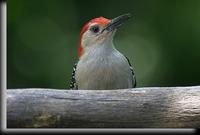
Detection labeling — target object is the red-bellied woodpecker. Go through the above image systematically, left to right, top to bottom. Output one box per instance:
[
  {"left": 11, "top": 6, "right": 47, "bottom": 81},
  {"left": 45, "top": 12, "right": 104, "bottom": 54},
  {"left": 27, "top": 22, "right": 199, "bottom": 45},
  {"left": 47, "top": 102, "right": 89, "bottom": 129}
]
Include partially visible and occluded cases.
[{"left": 70, "top": 13, "right": 136, "bottom": 90}]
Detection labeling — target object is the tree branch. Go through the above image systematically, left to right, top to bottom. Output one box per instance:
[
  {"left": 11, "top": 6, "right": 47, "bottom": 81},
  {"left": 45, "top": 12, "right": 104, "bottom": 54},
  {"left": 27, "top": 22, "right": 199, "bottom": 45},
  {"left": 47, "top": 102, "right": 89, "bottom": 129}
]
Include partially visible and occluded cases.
[{"left": 7, "top": 86, "right": 200, "bottom": 128}]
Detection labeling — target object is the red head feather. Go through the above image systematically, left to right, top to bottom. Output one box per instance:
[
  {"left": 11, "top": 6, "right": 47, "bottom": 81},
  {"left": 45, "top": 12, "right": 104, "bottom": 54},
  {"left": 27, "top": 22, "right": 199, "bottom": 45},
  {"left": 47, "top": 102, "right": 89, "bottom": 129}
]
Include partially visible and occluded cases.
[{"left": 78, "top": 17, "right": 110, "bottom": 59}]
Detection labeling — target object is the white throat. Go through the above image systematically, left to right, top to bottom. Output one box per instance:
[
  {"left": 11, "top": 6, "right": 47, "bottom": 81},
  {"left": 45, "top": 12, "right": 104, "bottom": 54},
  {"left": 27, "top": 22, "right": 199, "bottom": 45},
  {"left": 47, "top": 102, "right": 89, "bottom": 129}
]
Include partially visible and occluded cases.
[{"left": 84, "top": 35, "right": 116, "bottom": 59}]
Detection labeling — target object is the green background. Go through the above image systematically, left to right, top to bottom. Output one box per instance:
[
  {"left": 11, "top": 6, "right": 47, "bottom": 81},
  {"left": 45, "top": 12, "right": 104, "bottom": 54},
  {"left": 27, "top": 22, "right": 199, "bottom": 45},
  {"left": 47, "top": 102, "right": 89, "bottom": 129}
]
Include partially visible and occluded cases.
[{"left": 7, "top": 0, "right": 200, "bottom": 89}]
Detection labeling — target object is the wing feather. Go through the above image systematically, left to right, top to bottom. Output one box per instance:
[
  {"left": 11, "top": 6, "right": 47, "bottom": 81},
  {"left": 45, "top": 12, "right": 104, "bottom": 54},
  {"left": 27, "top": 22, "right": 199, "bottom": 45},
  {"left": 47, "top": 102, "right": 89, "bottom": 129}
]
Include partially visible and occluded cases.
[
  {"left": 124, "top": 56, "right": 136, "bottom": 88},
  {"left": 69, "top": 62, "right": 78, "bottom": 89}
]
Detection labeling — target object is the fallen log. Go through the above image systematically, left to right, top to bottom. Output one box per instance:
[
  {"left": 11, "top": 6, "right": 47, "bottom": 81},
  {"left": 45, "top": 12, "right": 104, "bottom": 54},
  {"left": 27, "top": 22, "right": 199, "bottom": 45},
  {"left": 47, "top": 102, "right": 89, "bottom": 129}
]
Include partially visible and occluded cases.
[{"left": 7, "top": 86, "right": 200, "bottom": 128}]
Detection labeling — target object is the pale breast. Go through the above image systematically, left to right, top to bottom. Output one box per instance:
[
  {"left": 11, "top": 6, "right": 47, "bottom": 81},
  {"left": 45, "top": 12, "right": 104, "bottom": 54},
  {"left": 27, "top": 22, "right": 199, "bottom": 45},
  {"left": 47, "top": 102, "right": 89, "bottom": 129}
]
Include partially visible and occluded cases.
[{"left": 75, "top": 49, "right": 133, "bottom": 90}]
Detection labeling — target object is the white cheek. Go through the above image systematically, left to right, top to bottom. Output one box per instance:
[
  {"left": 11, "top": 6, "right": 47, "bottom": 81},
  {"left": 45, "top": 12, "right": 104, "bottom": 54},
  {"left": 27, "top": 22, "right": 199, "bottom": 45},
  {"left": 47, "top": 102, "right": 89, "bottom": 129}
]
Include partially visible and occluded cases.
[
  {"left": 82, "top": 31, "right": 96, "bottom": 47},
  {"left": 82, "top": 32, "right": 89, "bottom": 47}
]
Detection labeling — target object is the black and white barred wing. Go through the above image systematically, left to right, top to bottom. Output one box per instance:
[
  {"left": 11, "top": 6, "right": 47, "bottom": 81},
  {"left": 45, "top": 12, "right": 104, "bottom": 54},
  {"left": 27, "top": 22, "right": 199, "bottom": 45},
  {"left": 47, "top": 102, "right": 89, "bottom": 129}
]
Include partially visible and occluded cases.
[{"left": 69, "top": 62, "right": 78, "bottom": 89}]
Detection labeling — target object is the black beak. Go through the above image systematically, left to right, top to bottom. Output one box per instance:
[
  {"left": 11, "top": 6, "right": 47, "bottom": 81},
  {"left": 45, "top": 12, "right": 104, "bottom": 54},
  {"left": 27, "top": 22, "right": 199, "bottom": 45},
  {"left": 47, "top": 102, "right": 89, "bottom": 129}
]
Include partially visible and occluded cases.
[{"left": 102, "top": 13, "right": 131, "bottom": 33}]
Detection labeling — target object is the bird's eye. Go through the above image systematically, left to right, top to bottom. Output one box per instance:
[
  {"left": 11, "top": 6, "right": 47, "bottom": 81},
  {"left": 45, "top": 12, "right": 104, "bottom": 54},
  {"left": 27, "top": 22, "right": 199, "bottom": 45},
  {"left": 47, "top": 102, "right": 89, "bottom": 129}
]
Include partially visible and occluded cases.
[{"left": 90, "top": 25, "right": 100, "bottom": 33}]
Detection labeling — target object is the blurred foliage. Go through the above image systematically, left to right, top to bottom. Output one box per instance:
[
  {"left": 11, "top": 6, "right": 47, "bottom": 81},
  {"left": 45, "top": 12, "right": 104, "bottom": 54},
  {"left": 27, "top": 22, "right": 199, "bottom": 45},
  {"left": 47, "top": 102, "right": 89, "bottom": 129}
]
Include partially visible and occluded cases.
[{"left": 7, "top": 0, "right": 200, "bottom": 89}]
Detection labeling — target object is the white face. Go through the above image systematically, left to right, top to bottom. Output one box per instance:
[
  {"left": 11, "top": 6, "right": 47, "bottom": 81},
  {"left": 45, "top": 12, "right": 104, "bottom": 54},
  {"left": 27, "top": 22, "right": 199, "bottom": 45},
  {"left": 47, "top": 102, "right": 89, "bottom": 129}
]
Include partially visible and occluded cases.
[{"left": 81, "top": 23, "right": 115, "bottom": 49}]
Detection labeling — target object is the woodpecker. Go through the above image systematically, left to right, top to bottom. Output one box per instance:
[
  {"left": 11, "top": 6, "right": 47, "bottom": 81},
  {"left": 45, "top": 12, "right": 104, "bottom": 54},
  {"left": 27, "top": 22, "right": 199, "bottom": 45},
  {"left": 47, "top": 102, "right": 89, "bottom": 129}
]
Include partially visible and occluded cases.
[{"left": 70, "top": 13, "right": 136, "bottom": 90}]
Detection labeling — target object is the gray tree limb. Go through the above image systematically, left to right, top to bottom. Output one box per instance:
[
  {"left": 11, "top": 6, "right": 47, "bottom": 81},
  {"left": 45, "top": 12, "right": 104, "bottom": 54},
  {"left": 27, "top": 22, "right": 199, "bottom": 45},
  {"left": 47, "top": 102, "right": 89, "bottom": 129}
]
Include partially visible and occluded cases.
[{"left": 7, "top": 86, "right": 200, "bottom": 128}]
